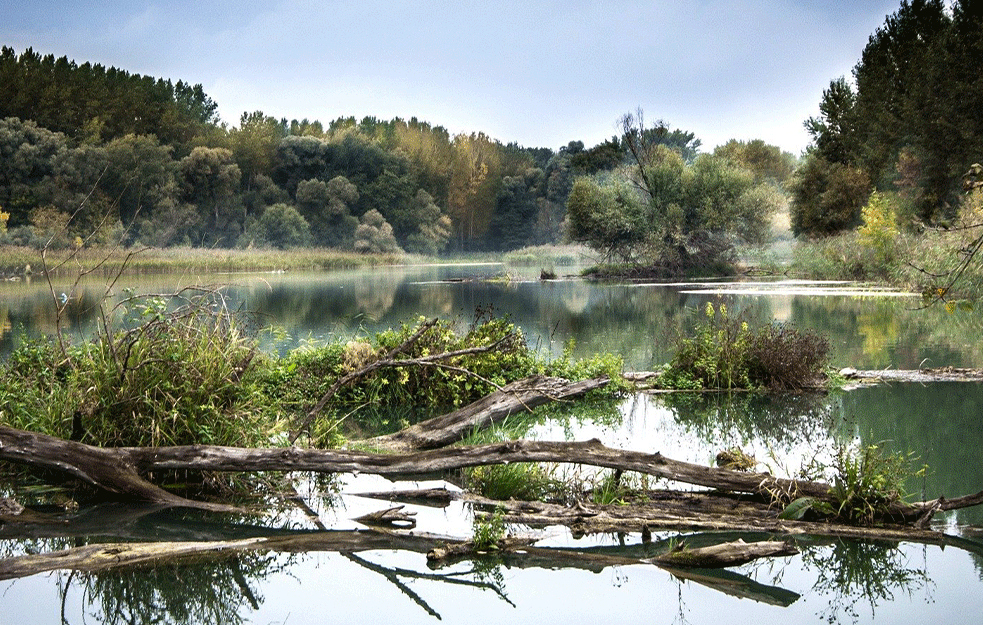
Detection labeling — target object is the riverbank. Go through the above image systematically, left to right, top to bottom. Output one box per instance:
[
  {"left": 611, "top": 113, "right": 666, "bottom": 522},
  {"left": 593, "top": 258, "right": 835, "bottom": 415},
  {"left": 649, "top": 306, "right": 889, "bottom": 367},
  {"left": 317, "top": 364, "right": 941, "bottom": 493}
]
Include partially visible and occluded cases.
[{"left": 0, "top": 245, "right": 409, "bottom": 278}]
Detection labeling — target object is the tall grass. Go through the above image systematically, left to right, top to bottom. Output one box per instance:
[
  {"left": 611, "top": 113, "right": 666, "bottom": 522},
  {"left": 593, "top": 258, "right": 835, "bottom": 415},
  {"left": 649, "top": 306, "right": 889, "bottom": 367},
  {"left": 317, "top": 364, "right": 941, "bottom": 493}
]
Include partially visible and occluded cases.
[
  {"left": 0, "top": 245, "right": 403, "bottom": 277},
  {"left": 0, "top": 289, "right": 283, "bottom": 448}
]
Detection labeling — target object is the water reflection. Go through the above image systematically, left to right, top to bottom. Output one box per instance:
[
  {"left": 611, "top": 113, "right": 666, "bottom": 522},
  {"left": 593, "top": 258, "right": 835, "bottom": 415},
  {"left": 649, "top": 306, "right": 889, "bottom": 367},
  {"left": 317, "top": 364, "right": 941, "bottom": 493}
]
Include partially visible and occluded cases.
[
  {"left": 5, "top": 266, "right": 983, "bottom": 370},
  {"left": 5, "top": 268, "right": 983, "bottom": 623},
  {"left": 799, "top": 539, "right": 931, "bottom": 624},
  {"left": 80, "top": 554, "right": 283, "bottom": 625}
]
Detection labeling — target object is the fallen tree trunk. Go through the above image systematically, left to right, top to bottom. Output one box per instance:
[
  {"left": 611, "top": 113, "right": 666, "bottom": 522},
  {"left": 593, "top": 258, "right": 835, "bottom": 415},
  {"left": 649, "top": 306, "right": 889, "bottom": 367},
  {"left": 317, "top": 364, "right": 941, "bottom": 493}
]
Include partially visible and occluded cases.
[
  {"left": 840, "top": 367, "right": 983, "bottom": 384},
  {"left": 367, "top": 375, "right": 610, "bottom": 451},
  {"left": 0, "top": 425, "right": 829, "bottom": 507},
  {"left": 2, "top": 425, "right": 978, "bottom": 529},
  {"left": 359, "top": 487, "right": 983, "bottom": 549},
  {"left": 652, "top": 539, "right": 798, "bottom": 568}
]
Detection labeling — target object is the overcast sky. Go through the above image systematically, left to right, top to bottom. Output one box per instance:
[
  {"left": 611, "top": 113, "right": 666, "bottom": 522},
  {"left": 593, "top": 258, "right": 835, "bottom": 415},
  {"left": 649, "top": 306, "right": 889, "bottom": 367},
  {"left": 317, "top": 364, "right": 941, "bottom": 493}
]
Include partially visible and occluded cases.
[{"left": 5, "top": 0, "right": 903, "bottom": 154}]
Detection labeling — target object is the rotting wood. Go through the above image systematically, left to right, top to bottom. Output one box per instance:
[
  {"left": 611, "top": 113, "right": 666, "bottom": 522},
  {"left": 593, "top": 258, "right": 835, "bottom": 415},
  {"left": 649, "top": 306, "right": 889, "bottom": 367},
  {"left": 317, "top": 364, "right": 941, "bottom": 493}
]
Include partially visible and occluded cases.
[
  {"left": 840, "top": 367, "right": 983, "bottom": 384},
  {"left": 354, "top": 487, "right": 983, "bottom": 551},
  {"left": 354, "top": 505, "right": 418, "bottom": 529},
  {"left": 426, "top": 534, "right": 796, "bottom": 569},
  {"left": 650, "top": 539, "right": 798, "bottom": 568}
]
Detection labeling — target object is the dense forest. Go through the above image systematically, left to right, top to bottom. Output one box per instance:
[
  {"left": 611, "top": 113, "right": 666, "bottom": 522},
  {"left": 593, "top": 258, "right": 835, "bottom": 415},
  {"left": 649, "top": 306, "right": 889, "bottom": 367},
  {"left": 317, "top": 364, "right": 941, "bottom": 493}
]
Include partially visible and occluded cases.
[
  {"left": 1, "top": 0, "right": 980, "bottom": 265},
  {"left": 0, "top": 45, "right": 792, "bottom": 257}
]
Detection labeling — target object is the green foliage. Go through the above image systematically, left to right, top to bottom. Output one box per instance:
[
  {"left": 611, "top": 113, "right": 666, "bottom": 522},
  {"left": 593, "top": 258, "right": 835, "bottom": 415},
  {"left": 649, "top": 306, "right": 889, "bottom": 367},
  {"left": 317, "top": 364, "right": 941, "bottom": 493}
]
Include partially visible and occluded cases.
[
  {"left": 805, "top": 0, "right": 983, "bottom": 224},
  {"left": 0, "top": 46, "right": 218, "bottom": 148},
  {"left": 567, "top": 113, "right": 784, "bottom": 274},
  {"left": 713, "top": 139, "right": 796, "bottom": 186},
  {"left": 790, "top": 152, "right": 872, "bottom": 236},
  {"left": 566, "top": 176, "right": 649, "bottom": 264},
  {"left": 404, "top": 189, "right": 452, "bottom": 255},
  {"left": 857, "top": 191, "right": 900, "bottom": 268},
  {"left": 240, "top": 202, "right": 313, "bottom": 249},
  {"left": 354, "top": 209, "right": 403, "bottom": 254},
  {"left": 0, "top": 292, "right": 282, "bottom": 449},
  {"left": 660, "top": 303, "right": 830, "bottom": 391},
  {"left": 662, "top": 303, "right": 753, "bottom": 390},
  {"left": 0, "top": 335, "right": 75, "bottom": 435},
  {"left": 540, "top": 338, "right": 627, "bottom": 393},
  {"left": 807, "top": 442, "right": 925, "bottom": 525},
  {"left": 467, "top": 463, "right": 566, "bottom": 502},
  {"left": 589, "top": 470, "right": 634, "bottom": 505},
  {"left": 471, "top": 507, "right": 507, "bottom": 550}
]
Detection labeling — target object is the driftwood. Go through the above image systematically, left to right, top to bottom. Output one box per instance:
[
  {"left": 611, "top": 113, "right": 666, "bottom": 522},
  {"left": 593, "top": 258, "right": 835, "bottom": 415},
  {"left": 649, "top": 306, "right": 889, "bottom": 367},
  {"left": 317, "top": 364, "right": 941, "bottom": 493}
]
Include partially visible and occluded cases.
[
  {"left": 3, "top": 366, "right": 983, "bottom": 585},
  {"left": 840, "top": 367, "right": 983, "bottom": 384},
  {"left": 368, "top": 374, "right": 610, "bottom": 451},
  {"left": 2, "top": 425, "right": 981, "bottom": 527},
  {"left": 357, "top": 487, "right": 983, "bottom": 550},
  {"left": 0, "top": 512, "right": 797, "bottom": 583},
  {"left": 426, "top": 535, "right": 796, "bottom": 568}
]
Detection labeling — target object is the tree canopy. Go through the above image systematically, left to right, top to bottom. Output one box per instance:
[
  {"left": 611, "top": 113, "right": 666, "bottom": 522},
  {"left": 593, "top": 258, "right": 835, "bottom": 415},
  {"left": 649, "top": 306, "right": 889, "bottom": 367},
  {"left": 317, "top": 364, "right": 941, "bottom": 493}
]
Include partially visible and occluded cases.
[
  {"left": 798, "top": 0, "right": 983, "bottom": 233},
  {"left": 566, "top": 112, "right": 782, "bottom": 273}
]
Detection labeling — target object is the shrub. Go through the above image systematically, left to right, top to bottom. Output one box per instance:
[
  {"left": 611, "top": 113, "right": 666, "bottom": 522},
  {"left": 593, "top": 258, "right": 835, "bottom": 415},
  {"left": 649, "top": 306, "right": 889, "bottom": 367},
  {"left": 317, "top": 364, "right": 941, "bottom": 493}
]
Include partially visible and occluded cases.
[
  {"left": 856, "top": 191, "right": 900, "bottom": 271},
  {"left": 0, "top": 291, "right": 282, "bottom": 449},
  {"left": 660, "top": 303, "right": 830, "bottom": 390},
  {"left": 661, "top": 303, "right": 753, "bottom": 390},
  {"left": 748, "top": 323, "right": 830, "bottom": 390}
]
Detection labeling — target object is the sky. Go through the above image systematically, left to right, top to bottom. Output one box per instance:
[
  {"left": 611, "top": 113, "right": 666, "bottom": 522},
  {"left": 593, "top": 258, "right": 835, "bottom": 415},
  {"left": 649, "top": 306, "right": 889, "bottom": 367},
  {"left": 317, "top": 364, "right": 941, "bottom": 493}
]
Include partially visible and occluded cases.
[{"left": 4, "top": 0, "right": 904, "bottom": 155}]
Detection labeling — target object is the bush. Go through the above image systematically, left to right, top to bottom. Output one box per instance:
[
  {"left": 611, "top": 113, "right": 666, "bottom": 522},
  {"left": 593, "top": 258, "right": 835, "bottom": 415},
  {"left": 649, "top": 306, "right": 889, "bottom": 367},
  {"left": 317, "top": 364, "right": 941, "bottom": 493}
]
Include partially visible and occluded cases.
[
  {"left": 857, "top": 191, "right": 900, "bottom": 271},
  {"left": 0, "top": 291, "right": 282, "bottom": 448},
  {"left": 659, "top": 303, "right": 830, "bottom": 390},
  {"left": 748, "top": 323, "right": 831, "bottom": 390}
]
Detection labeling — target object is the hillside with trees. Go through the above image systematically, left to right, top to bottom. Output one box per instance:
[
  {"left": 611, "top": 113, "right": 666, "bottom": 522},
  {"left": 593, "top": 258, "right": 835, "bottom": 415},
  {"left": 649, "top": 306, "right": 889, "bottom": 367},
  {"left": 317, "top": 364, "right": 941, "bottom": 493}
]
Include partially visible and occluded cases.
[
  {"left": 0, "top": 45, "right": 795, "bottom": 264},
  {"left": 0, "top": 46, "right": 597, "bottom": 254}
]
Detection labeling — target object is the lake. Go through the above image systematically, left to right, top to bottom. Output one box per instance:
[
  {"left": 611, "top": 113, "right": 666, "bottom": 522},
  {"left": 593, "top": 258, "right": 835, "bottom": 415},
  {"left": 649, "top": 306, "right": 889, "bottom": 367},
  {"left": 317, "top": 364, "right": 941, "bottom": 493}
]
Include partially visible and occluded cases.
[{"left": 2, "top": 263, "right": 983, "bottom": 624}]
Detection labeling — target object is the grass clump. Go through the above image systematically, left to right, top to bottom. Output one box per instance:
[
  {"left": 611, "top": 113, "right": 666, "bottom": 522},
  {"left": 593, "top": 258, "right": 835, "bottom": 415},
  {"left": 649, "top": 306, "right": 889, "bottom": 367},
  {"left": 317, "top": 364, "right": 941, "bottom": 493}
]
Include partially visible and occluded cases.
[
  {"left": 0, "top": 290, "right": 282, "bottom": 448},
  {"left": 659, "top": 303, "right": 830, "bottom": 391},
  {"left": 787, "top": 442, "right": 926, "bottom": 526},
  {"left": 825, "top": 443, "right": 924, "bottom": 525},
  {"left": 467, "top": 463, "right": 567, "bottom": 502}
]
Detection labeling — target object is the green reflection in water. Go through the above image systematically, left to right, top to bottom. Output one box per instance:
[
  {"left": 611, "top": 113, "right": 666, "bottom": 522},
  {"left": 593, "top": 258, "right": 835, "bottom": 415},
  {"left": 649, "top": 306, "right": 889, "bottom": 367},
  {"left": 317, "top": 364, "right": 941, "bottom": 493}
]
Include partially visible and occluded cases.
[
  {"left": 4, "top": 268, "right": 983, "bottom": 372},
  {"left": 842, "top": 383, "right": 983, "bottom": 526}
]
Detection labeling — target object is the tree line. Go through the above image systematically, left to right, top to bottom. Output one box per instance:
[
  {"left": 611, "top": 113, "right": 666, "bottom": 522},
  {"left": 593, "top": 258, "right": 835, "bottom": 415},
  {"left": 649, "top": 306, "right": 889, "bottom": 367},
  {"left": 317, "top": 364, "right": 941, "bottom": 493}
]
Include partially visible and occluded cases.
[
  {"left": 9, "top": 0, "right": 973, "bottom": 270},
  {"left": 792, "top": 0, "right": 983, "bottom": 236},
  {"left": 0, "top": 45, "right": 795, "bottom": 259},
  {"left": 0, "top": 46, "right": 597, "bottom": 253}
]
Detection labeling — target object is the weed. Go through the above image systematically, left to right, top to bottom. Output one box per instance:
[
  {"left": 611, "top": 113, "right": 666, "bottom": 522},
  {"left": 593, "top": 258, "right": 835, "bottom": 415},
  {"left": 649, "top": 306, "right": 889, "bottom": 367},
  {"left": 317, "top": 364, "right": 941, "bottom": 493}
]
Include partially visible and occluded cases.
[
  {"left": 796, "top": 441, "right": 926, "bottom": 525},
  {"left": 466, "top": 462, "right": 568, "bottom": 502},
  {"left": 589, "top": 470, "right": 632, "bottom": 505},
  {"left": 472, "top": 507, "right": 507, "bottom": 551}
]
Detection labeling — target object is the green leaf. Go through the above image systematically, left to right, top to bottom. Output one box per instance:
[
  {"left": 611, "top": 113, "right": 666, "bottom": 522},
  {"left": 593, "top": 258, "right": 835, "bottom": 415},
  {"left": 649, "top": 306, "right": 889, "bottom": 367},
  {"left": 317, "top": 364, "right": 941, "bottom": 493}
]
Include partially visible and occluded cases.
[{"left": 779, "top": 497, "right": 818, "bottom": 520}]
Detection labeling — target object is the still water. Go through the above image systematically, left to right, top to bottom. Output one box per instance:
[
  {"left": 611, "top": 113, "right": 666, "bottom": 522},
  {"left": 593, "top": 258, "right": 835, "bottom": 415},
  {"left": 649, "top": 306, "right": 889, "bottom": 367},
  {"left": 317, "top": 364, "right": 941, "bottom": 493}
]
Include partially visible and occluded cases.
[{"left": 2, "top": 263, "right": 983, "bottom": 624}]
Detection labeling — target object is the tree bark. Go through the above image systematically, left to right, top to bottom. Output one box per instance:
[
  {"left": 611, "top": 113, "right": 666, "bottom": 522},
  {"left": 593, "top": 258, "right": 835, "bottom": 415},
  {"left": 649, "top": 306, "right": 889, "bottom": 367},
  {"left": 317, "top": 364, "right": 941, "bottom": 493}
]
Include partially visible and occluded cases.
[
  {"left": 367, "top": 375, "right": 610, "bottom": 451},
  {"left": 3, "top": 424, "right": 977, "bottom": 533}
]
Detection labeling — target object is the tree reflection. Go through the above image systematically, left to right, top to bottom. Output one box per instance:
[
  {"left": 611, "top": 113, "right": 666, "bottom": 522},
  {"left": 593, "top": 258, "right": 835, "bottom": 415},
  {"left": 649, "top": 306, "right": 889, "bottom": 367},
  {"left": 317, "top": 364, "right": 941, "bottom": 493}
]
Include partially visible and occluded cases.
[
  {"left": 661, "top": 391, "right": 836, "bottom": 451},
  {"left": 799, "top": 539, "right": 931, "bottom": 624},
  {"left": 72, "top": 552, "right": 287, "bottom": 625}
]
